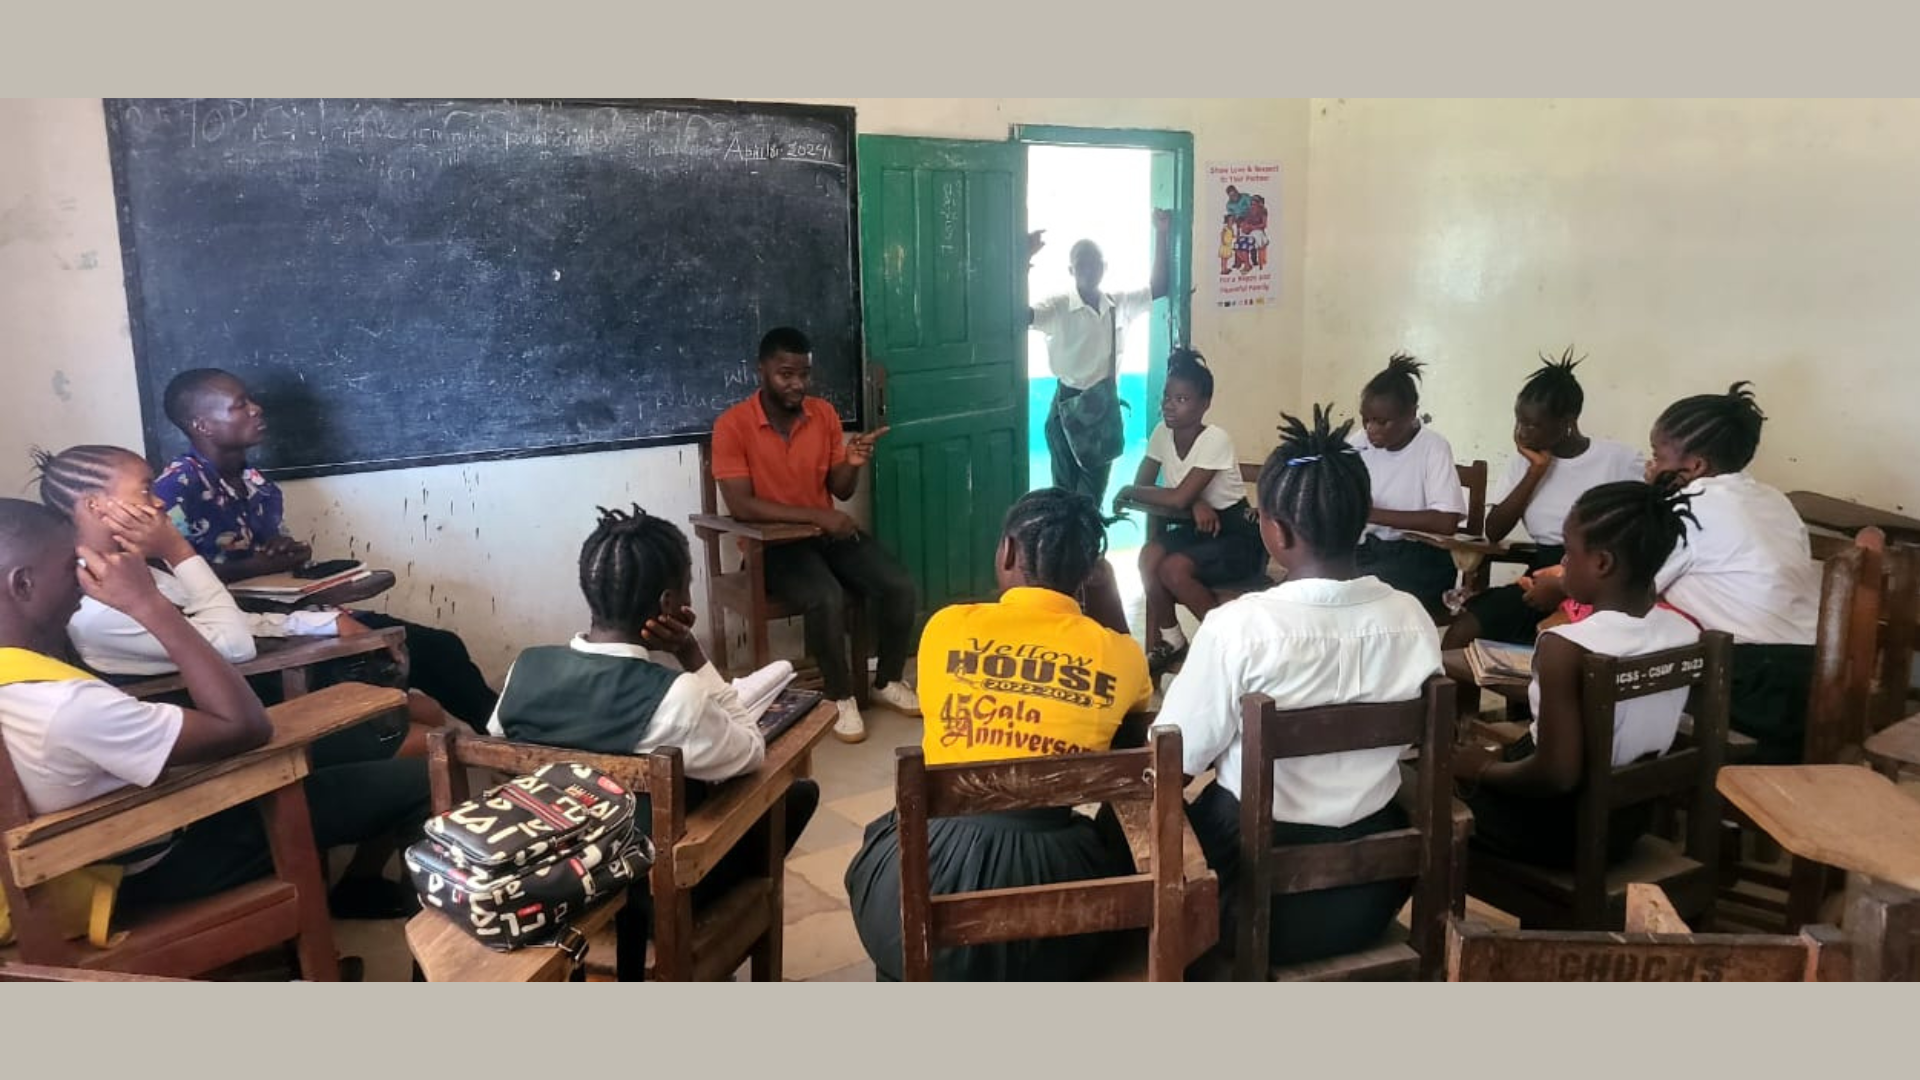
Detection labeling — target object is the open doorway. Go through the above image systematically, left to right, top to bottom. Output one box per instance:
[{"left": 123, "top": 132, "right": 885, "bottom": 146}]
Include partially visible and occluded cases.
[{"left": 1024, "top": 141, "right": 1179, "bottom": 641}]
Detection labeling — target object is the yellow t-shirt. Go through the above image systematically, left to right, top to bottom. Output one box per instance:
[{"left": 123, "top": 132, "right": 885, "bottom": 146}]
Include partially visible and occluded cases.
[{"left": 918, "top": 588, "right": 1153, "bottom": 765}]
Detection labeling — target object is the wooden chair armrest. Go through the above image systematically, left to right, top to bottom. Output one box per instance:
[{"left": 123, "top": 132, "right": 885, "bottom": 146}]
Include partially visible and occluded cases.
[
  {"left": 687, "top": 514, "right": 821, "bottom": 544},
  {"left": 5, "top": 684, "right": 405, "bottom": 880},
  {"left": 667, "top": 702, "right": 836, "bottom": 886}
]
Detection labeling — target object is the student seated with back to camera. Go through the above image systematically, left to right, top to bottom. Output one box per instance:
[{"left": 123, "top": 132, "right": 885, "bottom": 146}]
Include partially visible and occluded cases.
[{"left": 487, "top": 505, "right": 817, "bottom": 981}]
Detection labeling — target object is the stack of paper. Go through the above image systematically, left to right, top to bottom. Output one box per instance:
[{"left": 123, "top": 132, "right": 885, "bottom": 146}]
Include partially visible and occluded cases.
[
  {"left": 1464, "top": 639, "right": 1535, "bottom": 688},
  {"left": 732, "top": 660, "right": 797, "bottom": 722}
]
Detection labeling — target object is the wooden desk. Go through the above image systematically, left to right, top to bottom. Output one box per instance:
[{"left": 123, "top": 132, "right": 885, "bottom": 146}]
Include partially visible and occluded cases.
[
  {"left": 1787, "top": 491, "right": 1920, "bottom": 542},
  {"left": 1406, "top": 532, "right": 1522, "bottom": 582},
  {"left": 234, "top": 570, "right": 399, "bottom": 614},
  {"left": 118, "top": 627, "right": 407, "bottom": 701},
  {"left": 4, "top": 683, "right": 406, "bottom": 979},
  {"left": 672, "top": 700, "right": 836, "bottom": 889},
  {"left": 1717, "top": 765, "right": 1920, "bottom": 893},
  {"left": 407, "top": 893, "right": 626, "bottom": 983}
]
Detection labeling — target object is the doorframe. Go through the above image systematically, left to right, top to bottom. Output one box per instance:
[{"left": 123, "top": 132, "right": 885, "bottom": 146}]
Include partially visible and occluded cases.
[{"left": 1011, "top": 124, "right": 1196, "bottom": 417}]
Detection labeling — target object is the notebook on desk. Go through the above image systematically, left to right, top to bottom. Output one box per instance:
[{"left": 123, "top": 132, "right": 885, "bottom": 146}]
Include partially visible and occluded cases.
[
  {"left": 229, "top": 560, "right": 370, "bottom": 598},
  {"left": 757, "top": 686, "right": 823, "bottom": 743}
]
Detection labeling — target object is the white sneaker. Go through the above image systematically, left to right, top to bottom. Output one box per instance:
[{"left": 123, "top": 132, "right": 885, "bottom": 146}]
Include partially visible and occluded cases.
[
  {"left": 871, "top": 680, "right": 922, "bottom": 717},
  {"left": 833, "top": 698, "right": 868, "bottom": 744}
]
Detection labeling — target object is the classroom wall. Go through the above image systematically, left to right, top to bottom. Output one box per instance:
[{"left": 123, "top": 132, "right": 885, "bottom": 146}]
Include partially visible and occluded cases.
[
  {"left": 0, "top": 97, "right": 1308, "bottom": 682},
  {"left": 1301, "top": 98, "right": 1920, "bottom": 520}
]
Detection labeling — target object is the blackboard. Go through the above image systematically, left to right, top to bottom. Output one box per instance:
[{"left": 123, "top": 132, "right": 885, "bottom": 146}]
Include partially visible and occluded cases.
[{"left": 105, "top": 98, "right": 862, "bottom": 479}]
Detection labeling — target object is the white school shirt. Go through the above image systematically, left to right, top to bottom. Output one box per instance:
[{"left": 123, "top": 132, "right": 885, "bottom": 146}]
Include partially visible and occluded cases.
[
  {"left": 1030, "top": 287, "right": 1152, "bottom": 391},
  {"left": 1146, "top": 423, "right": 1247, "bottom": 510},
  {"left": 1349, "top": 425, "right": 1468, "bottom": 542},
  {"left": 1491, "top": 438, "right": 1645, "bottom": 546},
  {"left": 1653, "top": 473, "right": 1820, "bottom": 647},
  {"left": 66, "top": 556, "right": 342, "bottom": 677},
  {"left": 1156, "top": 576, "right": 1443, "bottom": 827},
  {"left": 1528, "top": 607, "right": 1700, "bottom": 767},
  {"left": 486, "top": 635, "right": 766, "bottom": 783},
  {"left": 0, "top": 677, "right": 184, "bottom": 816}
]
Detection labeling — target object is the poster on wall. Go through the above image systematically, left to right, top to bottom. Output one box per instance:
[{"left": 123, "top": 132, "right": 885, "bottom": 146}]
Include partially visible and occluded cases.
[{"left": 1207, "top": 160, "right": 1280, "bottom": 309}]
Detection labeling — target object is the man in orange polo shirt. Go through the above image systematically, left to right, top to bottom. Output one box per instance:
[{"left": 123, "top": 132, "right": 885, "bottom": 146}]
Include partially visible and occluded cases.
[{"left": 711, "top": 327, "right": 921, "bottom": 743}]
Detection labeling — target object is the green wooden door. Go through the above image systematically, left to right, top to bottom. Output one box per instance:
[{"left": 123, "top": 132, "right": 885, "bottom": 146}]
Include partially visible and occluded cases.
[{"left": 858, "top": 136, "right": 1027, "bottom": 611}]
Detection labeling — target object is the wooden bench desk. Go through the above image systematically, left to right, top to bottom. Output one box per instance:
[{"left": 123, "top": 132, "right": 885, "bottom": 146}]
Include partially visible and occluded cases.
[
  {"left": 1788, "top": 492, "right": 1920, "bottom": 543},
  {"left": 232, "top": 570, "right": 399, "bottom": 614},
  {"left": 118, "top": 626, "right": 408, "bottom": 702},
  {"left": 1716, "top": 765, "right": 1920, "bottom": 894}
]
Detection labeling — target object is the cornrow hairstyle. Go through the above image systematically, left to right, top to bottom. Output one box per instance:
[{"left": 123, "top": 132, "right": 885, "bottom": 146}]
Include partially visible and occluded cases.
[
  {"left": 758, "top": 327, "right": 812, "bottom": 361},
  {"left": 1518, "top": 345, "right": 1586, "bottom": 419},
  {"left": 1165, "top": 347, "right": 1215, "bottom": 400},
  {"left": 1361, "top": 352, "right": 1426, "bottom": 414},
  {"left": 162, "top": 367, "right": 235, "bottom": 433},
  {"left": 1654, "top": 381, "right": 1767, "bottom": 474},
  {"left": 1256, "top": 404, "right": 1371, "bottom": 555},
  {"left": 30, "top": 445, "right": 141, "bottom": 519},
  {"left": 1566, "top": 480, "right": 1699, "bottom": 591},
  {"left": 1002, "top": 487, "right": 1108, "bottom": 595},
  {"left": 577, "top": 504, "right": 693, "bottom": 634}
]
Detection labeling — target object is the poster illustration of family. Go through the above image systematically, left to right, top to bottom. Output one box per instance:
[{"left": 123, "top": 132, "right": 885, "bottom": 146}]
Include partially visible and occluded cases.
[{"left": 1209, "top": 160, "right": 1279, "bottom": 308}]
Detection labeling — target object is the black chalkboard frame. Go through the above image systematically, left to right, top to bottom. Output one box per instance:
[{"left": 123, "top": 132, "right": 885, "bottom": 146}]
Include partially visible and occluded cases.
[{"left": 104, "top": 97, "right": 866, "bottom": 481}]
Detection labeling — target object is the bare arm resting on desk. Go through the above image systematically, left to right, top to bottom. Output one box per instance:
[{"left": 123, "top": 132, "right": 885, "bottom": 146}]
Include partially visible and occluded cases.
[
  {"left": 716, "top": 477, "right": 855, "bottom": 538},
  {"left": 1370, "top": 507, "right": 1464, "bottom": 535}
]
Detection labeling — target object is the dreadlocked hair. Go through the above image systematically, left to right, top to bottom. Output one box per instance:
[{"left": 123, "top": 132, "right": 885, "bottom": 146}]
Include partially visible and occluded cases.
[
  {"left": 1518, "top": 345, "right": 1586, "bottom": 419},
  {"left": 1166, "top": 348, "right": 1215, "bottom": 399},
  {"left": 1361, "top": 352, "right": 1425, "bottom": 414},
  {"left": 1654, "top": 381, "right": 1766, "bottom": 474},
  {"left": 1257, "top": 404, "right": 1371, "bottom": 555},
  {"left": 30, "top": 445, "right": 142, "bottom": 519},
  {"left": 1566, "top": 481, "right": 1698, "bottom": 591},
  {"left": 1002, "top": 487, "right": 1107, "bottom": 595},
  {"left": 577, "top": 504, "right": 692, "bottom": 634}
]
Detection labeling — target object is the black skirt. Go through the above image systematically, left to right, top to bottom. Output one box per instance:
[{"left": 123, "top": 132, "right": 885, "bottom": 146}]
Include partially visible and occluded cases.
[
  {"left": 1157, "top": 499, "right": 1267, "bottom": 586},
  {"left": 1357, "top": 537, "right": 1459, "bottom": 612},
  {"left": 1462, "top": 544, "right": 1567, "bottom": 644},
  {"left": 844, "top": 806, "right": 1136, "bottom": 981}
]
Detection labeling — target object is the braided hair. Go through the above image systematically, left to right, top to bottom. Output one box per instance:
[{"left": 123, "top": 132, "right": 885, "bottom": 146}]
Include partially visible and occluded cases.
[
  {"left": 1519, "top": 346, "right": 1586, "bottom": 419},
  {"left": 1166, "top": 348, "right": 1215, "bottom": 400},
  {"left": 1361, "top": 352, "right": 1425, "bottom": 414},
  {"left": 1654, "top": 381, "right": 1766, "bottom": 474},
  {"left": 1256, "top": 404, "right": 1371, "bottom": 555},
  {"left": 30, "top": 445, "right": 142, "bottom": 519},
  {"left": 1566, "top": 481, "right": 1698, "bottom": 591},
  {"left": 1002, "top": 487, "right": 1108, "bottom": 595},
  {"left": 577, "top": 504, "right": 692, "bottom": 634}
]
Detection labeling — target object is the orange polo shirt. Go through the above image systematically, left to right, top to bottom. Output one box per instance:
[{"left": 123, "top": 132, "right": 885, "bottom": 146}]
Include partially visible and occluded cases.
[{"left": 711, "top": 393, "right": 848, "bottom": 511}]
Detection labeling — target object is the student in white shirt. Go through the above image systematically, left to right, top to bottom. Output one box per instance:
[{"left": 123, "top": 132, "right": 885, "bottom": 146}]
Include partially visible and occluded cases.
[
  {"left": 1026, "top": 210, "right": 1171, "bottom": 501},
  {"left": 1114, "top": 350, "right": 1264, "bottom": 677},
  {"left": 1444, "top": 350, "right": 1645, "bottom": 652},
  {"left": 1351, "top": 354, "right": 1468, "bottom": 614},
  {"left": 1647, "top": 383, "right": 1819, "bottom": 764},
  {"left": 1157, "top": 406, "right": 1443, "bottom": 968},
  {"left": 1455, "top": 481, "right": 1702, "bottom": 868},
  {"left": 0, "top": 498, "right": 428, "bottom": 916},
  {"left": 489, "top": 505, "right": 814, "bottom": 980}
]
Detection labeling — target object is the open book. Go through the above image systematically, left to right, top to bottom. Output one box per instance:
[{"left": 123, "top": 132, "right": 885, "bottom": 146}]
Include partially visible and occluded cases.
[
  {"left": 227, "top": 560, "right": 371, "bottom": 599},
  {"left": 1464, "top": 639, "right": 1535, "bottom": 688},
  {"left": 731, "top": 660, "right": 797, "bottom": 722}
]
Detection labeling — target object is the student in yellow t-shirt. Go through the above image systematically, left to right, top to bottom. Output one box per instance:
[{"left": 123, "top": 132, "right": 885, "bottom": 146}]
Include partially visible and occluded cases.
[{"left": 844, "top": 488, "right": 1151, "bottom": 980}]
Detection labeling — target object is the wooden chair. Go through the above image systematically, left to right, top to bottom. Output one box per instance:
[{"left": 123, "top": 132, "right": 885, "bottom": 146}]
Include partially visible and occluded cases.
[
  {"left": 689, "top": 439, "right": 871, "bottom": 707},
  {"left": 1457, "top": 460, "right": 1489, "bottom": 539},
  {"left": 1718, "top": 532, "right": 1915, "bottom": 931},
  {"left": 118, "top": 626, "right": 410, "bottom": 703},
  {"left": 1468, "top": 632, "right": 1732, "bottom": 930},
  {"left": 1236, "top": 674, "right": 1469, "bottom": 981},
  {"left": 0, "top": 683, "right": 403, "bottom": 979},
  {"left": 893, "top": 726, "right": 1216, "bottom": 982},
  {"left": 406, "top": 727, "right": 794, "bottom": 982},
  {"left": 1447, "top": 883, "right": 1851, "bottom": 981}
]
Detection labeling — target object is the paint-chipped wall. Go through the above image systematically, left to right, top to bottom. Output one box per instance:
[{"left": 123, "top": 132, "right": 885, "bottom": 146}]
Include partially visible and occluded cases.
[{"left": 1, "top": 97, "right": 1305, "bottom": 682}]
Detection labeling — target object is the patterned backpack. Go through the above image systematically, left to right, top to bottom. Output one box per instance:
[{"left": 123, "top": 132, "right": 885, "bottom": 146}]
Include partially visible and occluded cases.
[{"left": 404, "top": 761, "right": 655, "bottom": 961}]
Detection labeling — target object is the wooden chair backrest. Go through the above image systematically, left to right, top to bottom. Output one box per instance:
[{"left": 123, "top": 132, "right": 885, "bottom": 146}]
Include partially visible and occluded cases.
[
  {"left": 698, "top": 438, "right": 720, "bottom": 518},
  {"left": 1456, "top": 460, "right": 1489, "bottom": 537},
  {"left": 1806, "top": 529, "right": 1901, "bottom": 764},
  {"left": 1568, "top": 631, "right": 1731, "bottom": 926},
  {"left": 1237, "top": 674, "right": 1456, "bottom": 979},
  {"left": 894, "top": 726, "right": 1190, "bottom": 981},
  {"left": 424, "top": 729, "right": 689, "bottom": 848},
  {"left": 1446, "top": 919, "right": 1849, "bottom": 981}
]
